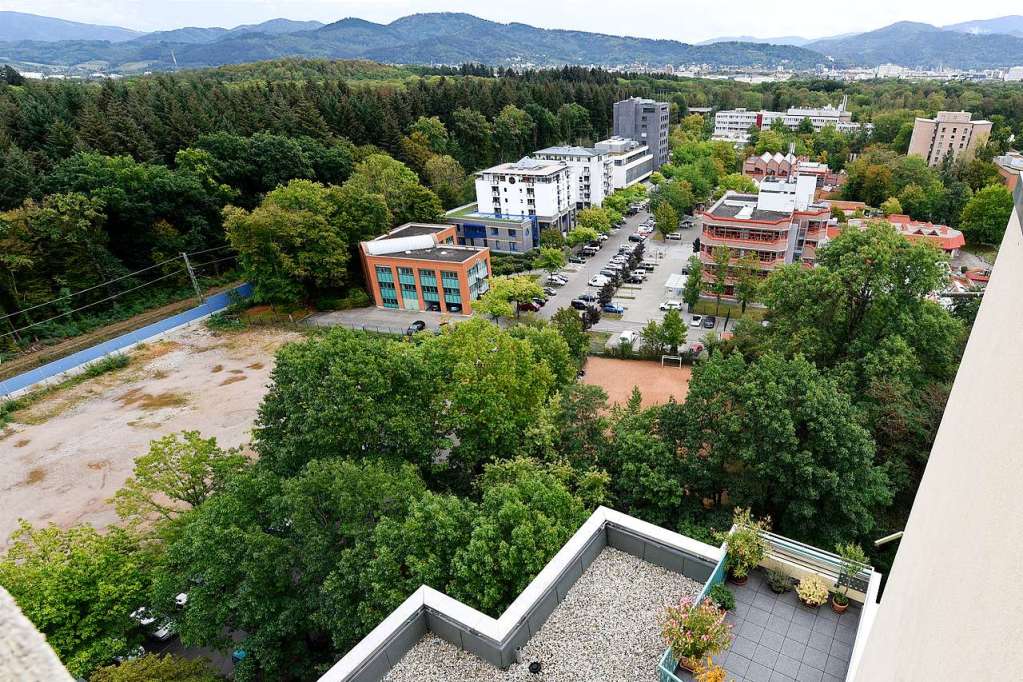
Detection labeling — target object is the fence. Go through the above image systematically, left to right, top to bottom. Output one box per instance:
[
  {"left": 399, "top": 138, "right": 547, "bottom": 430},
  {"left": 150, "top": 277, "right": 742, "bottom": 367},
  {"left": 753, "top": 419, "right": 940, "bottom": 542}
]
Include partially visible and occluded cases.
[{"left": 0, "top": 284, "right": 251, "bottom": 398}]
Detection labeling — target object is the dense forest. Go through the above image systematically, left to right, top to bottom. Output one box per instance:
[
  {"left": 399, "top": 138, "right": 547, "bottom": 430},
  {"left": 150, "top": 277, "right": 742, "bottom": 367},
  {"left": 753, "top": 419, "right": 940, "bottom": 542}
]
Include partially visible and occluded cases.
[{"left": 2, "top": 60, "right": 1022, "bottom": 356}]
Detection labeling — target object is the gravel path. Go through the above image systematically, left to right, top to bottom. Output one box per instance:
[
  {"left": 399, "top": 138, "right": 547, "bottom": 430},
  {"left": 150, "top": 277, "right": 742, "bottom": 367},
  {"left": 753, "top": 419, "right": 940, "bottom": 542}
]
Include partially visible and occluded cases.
[{"left": 383, "top": 547, "right": 702, "bottom": 682}]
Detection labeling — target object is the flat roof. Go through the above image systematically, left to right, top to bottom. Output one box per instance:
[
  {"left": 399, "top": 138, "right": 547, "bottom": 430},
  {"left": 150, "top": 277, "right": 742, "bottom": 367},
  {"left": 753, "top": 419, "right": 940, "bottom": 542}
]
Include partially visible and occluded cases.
[
  {"left": 535, "top": 145, "right": 600, "bottom": 157},
  {"left": 480, "top": 158, "right": 567, "bottom": 176},
  {"left": 446, "top": 203, "right": 530, "bottom": 225},
  {"left": 384, "top": 223, "right": 450, "bottom": 239},
  {"left": 370, "top": 245, "right": 484, "bottom": 264},
  {"left": 381, "top": 547, "right": 701, "bottom": 682}
]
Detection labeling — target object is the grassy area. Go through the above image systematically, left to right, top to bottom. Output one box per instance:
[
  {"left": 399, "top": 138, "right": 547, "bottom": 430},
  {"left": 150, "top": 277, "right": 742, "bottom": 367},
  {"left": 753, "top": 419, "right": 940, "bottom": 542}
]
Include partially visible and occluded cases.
[
  {"left": 692, "top": 299, "right": 767, "bottom": 322},
  {"left": 586, "top": 331, "right": 612, "bottom": 354},
  {"left": 1, "top": 354, "right": 131, "bottom": 427}
]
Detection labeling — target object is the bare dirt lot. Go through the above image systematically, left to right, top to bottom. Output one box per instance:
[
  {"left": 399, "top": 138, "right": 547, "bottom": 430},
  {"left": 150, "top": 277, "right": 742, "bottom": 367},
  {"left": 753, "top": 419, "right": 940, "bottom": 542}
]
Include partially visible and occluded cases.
[
  {"left": 0, "top": 325, "right": 300, "bottom": 547},
  {"left": 581, "top": 357, "right": 692, "bottom": 408}
]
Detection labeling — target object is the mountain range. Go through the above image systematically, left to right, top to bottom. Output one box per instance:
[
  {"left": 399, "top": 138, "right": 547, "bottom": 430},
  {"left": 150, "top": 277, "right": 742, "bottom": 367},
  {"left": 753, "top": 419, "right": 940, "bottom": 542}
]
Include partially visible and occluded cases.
[{"left": 2, "top": 11, "right": 1023, "bottom": 75}]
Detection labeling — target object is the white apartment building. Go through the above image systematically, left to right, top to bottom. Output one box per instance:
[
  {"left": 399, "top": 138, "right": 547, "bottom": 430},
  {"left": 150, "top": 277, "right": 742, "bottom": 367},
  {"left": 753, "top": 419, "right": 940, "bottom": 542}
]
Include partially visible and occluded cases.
[
  {"left": 1003, "top": 66, "right": 1023, "bottom": 81},
  {"left": 713, "top": 97, "right": 872, "bottom": 143},
  {"left": 594, "top": 136, "right": 654, "bottom": 189},
  {"left": 532, "top": 146, "right": 613, "bottom": 208},
  {"left": 474, "top": 157, "right": 575, "bottom": 232}
]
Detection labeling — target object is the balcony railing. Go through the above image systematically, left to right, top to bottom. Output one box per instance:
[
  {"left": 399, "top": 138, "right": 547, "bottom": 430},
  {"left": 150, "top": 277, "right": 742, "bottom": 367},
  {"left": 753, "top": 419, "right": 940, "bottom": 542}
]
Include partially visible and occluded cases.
[{"left": 761, "top": 531, "right": 872, "bottom": 594}]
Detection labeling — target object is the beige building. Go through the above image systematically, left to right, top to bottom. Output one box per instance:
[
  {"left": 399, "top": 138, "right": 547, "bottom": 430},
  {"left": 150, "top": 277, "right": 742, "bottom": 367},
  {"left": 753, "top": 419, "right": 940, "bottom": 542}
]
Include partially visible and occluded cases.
[{"left": 907, "top": 111, "right": 992, "bottom": 166}]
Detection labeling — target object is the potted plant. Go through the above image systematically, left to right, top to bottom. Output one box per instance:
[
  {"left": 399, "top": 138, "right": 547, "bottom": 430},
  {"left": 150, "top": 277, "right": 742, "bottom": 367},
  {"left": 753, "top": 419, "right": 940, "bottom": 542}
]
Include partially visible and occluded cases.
[
  {"left": 719, "top": 508, "right": 770, "bottom": 585},
  {"left": 831, "top": 542, "right": 868, "bottom": 614},
  {"left": 765, "top": 568, "right": 793, "bottom": 594},
  {"left": 796, "top": 575, "right": 829, "bottom": 609},
  {"left": 660, "top": 597, "right": 733, "bottom": 673},
  {"left": 694, "top": 657, "right": 728, "bottom": 682}
]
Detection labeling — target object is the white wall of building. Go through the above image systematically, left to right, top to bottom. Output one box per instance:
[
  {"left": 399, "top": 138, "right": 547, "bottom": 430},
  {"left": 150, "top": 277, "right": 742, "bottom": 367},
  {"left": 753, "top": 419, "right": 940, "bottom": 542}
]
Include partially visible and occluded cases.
[{"left": 475, "top": 162, "right": 573, "bottom": 226}]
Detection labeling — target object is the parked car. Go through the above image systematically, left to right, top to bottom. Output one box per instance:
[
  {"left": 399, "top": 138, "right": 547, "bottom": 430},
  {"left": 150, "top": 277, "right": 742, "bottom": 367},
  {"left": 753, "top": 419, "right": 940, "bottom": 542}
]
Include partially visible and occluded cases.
[
  {"left": 665, "top": 232, "right": 683, "bottom": 240},
  {"left": 597, "top": 234, "right": 609, "bottom": 242},
  {"left": 628, "top": 234, "right": 646, "bottom": 243},
  {"left": 581, "top": 246, "right": 600, "bottom": 256},
  {"left": 568, "top": 255, "right": 586, "bottom": 264},
  {"left": 610, "top": 255, "right": 628, "bottom": 264},
  {"left": 641, "top": 260, "right": 658, "bottom": 270},
  {"left": 599, "top": 268, "right": 618, "bottom": 278},
  {"left": 547, "top": 274, "right": 568, "bottom": 286},
  {"left": 625, "top": 274, "right": 645, "bottom": 284},
  {"left": 588, "top": 275, "right": 610, "bottom": 287},
  {"left": 543, "top": 286, "right": 558, "bottom": 297},
  {"left": 578, "top": 292, "right": 598, "bottom": 302},
  {"left": 531, "top": 296, "right": 547, "bottom": 307},
  {"left": 570, "top": 299, "right": 589, "bottom": 311},
  {"left": 518, "top": 300, "right": 540, "bottom": 312},
  {"left": 659, "top": 300, "right": 683, "bottom": 310},
  {"left": 425, "top": 302, "right": 442, "bottom": 312},
  {"left": 447, "top": 303, "right": 462, "bottom": 313},
  {"left": 602, "top": 303, "right": 624, "bottom": 314},
  {"left": 690, "top": 315, "right": 703, "bottom": 327},
  {"left": 702, "top": 315, "right": 717, "bottom": 329},
  {"left": 406, "top": 320, "right": 427, "bottom": 335},
  {"left": 618, "top": 329, "right": 638, "bottom": 345},
  {"left": 131, "top": 607, "right": 174, "bottom": 641}
]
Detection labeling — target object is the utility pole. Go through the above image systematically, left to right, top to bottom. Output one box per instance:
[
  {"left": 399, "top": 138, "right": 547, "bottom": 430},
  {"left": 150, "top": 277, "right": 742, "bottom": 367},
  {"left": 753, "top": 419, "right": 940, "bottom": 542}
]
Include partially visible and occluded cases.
[{"left": 181, "top": 252, "right": 205, "bottom": 304}]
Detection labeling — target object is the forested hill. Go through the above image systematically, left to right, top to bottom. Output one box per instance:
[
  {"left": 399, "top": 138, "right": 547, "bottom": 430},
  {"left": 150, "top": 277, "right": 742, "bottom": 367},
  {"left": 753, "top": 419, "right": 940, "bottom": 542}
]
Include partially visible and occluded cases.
[{"left": 0, "top": 12, "right": 825, "bottom": 74}]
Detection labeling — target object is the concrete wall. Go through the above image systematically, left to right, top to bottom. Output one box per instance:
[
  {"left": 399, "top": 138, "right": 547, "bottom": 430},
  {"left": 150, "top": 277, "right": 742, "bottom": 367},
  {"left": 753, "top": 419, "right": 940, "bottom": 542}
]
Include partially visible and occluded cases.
[
  {"left": 851, "top": 174, "right": 1023, "bottom": 680},
  {"left": 320, "top": 507, "right": 723, "bottom": 682}
]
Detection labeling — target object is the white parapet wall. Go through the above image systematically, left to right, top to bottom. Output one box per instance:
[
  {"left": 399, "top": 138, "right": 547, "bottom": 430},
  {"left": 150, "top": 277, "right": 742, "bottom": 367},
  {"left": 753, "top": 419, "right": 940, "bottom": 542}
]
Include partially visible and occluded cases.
[{"left": 319, "top": 506, "right": 723, "bottom": 682}]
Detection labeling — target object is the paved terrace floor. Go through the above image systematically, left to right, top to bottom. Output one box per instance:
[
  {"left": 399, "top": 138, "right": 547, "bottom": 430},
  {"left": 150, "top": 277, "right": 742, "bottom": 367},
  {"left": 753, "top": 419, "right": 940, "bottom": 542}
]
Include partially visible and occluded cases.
[
  {"left": 382, "top": 547, "right": 702, "bottom": 682},
  {"left": 675, "top": 569, "right": 861, "bottom": 682}
]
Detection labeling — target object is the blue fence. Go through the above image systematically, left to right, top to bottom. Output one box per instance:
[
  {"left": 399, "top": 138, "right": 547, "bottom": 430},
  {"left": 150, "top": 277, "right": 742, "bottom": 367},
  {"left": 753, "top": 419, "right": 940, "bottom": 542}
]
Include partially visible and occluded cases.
[{"left": 0, "top": 284, "right": 252, "bottom": 398}]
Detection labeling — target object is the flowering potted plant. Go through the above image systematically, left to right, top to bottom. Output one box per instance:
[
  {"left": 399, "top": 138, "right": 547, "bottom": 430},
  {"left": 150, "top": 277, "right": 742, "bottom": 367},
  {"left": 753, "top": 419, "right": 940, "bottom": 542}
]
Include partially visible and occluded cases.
[
  {"left": 720, "top": 508, "right": 770, "bottom": 585},
  {"left": 831, "top": 543, "right": 867, "bottom": 614},
  {"left": 796, "top": 575, "right": 829, "bottom": 608},
  {"left": 660, "top": 597, "right": 733, "bottom": 672},
  {"left": 694, "top": 657, "right": 728, "bottom": 682}
]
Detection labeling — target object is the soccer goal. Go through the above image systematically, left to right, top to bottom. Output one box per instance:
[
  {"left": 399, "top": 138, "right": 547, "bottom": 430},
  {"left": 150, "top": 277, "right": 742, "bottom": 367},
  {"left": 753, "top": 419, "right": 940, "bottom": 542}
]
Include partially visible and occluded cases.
[{"left": 661, "top": 354, "right": 683, "bottom": 368}]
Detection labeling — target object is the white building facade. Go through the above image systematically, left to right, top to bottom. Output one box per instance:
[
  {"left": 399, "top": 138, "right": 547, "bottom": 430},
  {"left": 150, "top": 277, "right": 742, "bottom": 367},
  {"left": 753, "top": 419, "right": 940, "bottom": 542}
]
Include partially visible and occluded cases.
[
  {"left": 713, "top": 98, "right": 872, "bottom": 143},
  {"left": 595, "top": 136, "right": 654, "bottom": 189},
  {"left": 532, "top": 146, "right": 614, "bottom": 208},
  {"left": 474, "top": 158, "right": 576, "bottom": 232}
]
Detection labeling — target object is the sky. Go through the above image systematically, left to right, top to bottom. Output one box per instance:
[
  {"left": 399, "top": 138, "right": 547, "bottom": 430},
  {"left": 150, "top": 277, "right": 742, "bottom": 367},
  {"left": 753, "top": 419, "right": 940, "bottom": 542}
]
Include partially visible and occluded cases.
[{"left": 1, "top": 0, "right": 1020, "bottom": 41}]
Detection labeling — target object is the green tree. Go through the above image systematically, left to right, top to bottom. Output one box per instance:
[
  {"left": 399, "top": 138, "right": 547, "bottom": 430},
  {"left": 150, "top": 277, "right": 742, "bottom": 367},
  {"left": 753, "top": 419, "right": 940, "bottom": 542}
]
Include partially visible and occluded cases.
[
  {"left": 493, "top": 105, "right": 534, "bottom": 161},
  {"left": 408, "top": 116, "right": 449, "bottom": 153},
  {"left": 346, "top": 153, "right": 442, "bottom": 224},
  {"left": 424, "top": 154, "right": 468, "bottom": 208},
  {"left": 715, "top": 173, "right": 757, "bottom": 197},
  {"left": 651, "top": 179, "right": 696, "bottom": 217},
  {"left": 224, "top": 180, "right": 351, "bottom": 304},
  {"left": 960, "top": 184, "right": 1014, "bottom": 245},
  {"left": 879, "top": 196, "right": 902, "bottom": 216},
  {"left": 653, "top": 201, "right": 679, "bottom": 241},
  {"left": 576, "top": 207, "right": 612, "bottom": 234},
  {"left": 566, "top": 226, "right": 599, "bottom": 248},
  {"left": 540, "top": 227, "right": 566, "bottom": 248},
  {"left": 710, "top": 245, "right": 731, "bottom": 315},
  {"left": 534, "top": 246, "right": 566, "bottom": 276},
  {"left": 734, "top": 252, "right": 761, "bottom": 314},
  {"left": 682, "top": 255, "right": 703, "bottom": 312},
  {"left": 477, "top": 274, "right": 545, "bottom": 320},
  {"left": 551, "top": 306, "right": 589, "bottom": 363},
  {"left": 661, "top": 308, "right": 687, "bottom": 353},
  {"left": 678, "top": 352, "right": 891, "bottom": 546},
  {"left": 603, "top": 412, "right": 683, "bottom": 526},
  {"left": 113, "top": 431, "right": 249, "bottom": 527},
  {"left": 450, "top": 458, "right": 587, "bottom": 613},
  {"left": 0, "top": 523, "right": 151, "bottom": 678},
  {"left": 90, "top": 654, "right": 221, "bottom": 682}
]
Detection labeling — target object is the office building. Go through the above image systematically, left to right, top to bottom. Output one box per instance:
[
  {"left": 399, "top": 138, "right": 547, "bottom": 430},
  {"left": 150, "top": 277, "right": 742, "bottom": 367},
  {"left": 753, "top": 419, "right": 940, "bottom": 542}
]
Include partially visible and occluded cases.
[
  {"left": 613, "top": 97, "right": 670, "bottom": 168},
  {"left": 713, "top": 98, "right": 872, "bottom": 144},
  {"left": 907, "top": 111, "right": 992, "bottom": 166},
  {"left": 594, "top": 136, "right": 654, "bottom": 189},
  {"left": 533, "top": 145, "right": 614, "bottom": 208},
  {"left": 474, "top": 157, "right": 575, "bottom": 233},
  {"left": 698, "top": 174, "right": 830, "bottom": 298},
  {"left": 359, "top": 223, "right": 490, "bottom": 315}
]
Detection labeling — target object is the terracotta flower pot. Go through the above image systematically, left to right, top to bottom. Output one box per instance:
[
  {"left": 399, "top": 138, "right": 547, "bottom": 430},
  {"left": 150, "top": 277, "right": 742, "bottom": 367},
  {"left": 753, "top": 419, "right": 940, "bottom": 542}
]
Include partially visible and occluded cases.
[
  {"left": 729, "top": 572, "right": 748, "bottom": 586},
  {"left": 831, "top": 597, "right": 849, "bottom": 614}
]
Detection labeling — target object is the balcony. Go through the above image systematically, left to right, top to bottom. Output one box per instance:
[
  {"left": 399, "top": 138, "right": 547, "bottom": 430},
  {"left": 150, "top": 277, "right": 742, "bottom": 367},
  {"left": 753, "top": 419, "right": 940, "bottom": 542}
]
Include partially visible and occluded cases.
[{"left": 659, "top": 531, "right": 880, "bottom": 682}]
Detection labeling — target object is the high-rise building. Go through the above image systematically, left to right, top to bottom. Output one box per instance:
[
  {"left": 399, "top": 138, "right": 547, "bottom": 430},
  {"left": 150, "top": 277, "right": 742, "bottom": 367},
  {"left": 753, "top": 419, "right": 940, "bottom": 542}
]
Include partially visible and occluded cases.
[
  {"left": 613, "top": 97, "right": 670, "bottom": 169},
  {"left": 907, "top": 111, "right": 992, "bottom": 166},
  {"left": 474, "top": 157, "right": 575, "bottom": 233}
]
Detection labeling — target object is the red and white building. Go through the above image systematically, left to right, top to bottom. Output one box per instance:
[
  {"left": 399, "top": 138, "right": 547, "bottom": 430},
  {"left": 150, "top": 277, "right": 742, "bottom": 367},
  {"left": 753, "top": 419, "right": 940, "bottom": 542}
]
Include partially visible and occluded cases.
[
  {"left": 743, "top": 152, "right": 845, "bottom": 189},
  {"left": 698, "top": 174, "right": 830, "bottom": 299},
  {"left": 846, "top": 214, "right": 965, "bottom": 256}
]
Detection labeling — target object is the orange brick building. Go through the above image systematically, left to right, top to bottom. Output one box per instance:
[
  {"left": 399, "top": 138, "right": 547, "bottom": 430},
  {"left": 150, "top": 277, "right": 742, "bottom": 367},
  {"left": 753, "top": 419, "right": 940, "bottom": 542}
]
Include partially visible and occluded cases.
[{"left": 360, "top": 223, "right": 491, "bottom": 315}]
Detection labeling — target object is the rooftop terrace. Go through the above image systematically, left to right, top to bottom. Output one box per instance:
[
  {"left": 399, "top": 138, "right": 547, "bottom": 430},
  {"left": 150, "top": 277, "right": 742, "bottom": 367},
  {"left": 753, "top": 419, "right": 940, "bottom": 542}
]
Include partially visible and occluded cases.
[{"left": 384, "top": 548, "right": 701, "bottom": 682}]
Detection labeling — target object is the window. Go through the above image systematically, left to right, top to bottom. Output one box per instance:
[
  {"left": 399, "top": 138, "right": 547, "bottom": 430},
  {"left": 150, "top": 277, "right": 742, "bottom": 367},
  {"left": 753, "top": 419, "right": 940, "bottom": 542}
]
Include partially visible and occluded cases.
[{"left": 375, "top": 265, "right": 394, "bottom": 283}]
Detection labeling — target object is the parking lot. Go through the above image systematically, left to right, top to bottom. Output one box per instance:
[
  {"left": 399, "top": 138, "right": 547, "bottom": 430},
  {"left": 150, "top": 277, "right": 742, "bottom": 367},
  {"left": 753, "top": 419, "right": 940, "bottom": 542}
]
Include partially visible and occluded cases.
[{"left": 538, "top": 207, "right": 714, "bottom": 349}]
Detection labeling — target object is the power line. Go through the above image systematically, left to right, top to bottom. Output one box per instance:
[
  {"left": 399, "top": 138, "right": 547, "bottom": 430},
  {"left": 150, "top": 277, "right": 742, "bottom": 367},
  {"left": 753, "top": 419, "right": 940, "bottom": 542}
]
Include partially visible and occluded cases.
[
  {"left": 185, "top": 244, "right": 234, "bottom": 257},
  {"left": 0, "top": 255, "right": 185, "bottom": 323},
  {"left": 187, "top": 255, "right": 237, "bottom": 270},
  {"left": 0, "top": 270, "right": 185, "bottom": 340}
]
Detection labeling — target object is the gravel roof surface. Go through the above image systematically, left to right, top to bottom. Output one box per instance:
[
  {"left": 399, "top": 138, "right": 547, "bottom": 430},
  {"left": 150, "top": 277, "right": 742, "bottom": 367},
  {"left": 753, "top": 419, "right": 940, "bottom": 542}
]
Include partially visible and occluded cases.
[{"left": 383, "top": 547, "right": 702, "bottom": 682}]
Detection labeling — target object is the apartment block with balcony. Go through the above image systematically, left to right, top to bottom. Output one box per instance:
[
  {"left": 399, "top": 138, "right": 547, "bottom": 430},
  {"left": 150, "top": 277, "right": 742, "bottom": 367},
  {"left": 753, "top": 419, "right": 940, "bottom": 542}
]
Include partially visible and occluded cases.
[
  {"left": 614, "top": 97, "right": 670, "bottom": 169},
  {"left": 907, "top": 111, "right": 992, "bottom": 166},
  {"left": 595, "top": 136, "right": 655, "bottom": 189},
  {"left": 533, "top": 145, "right": 614, "bottom": 208},
  {"left": 475, "top": 158, "right": 576, "bottom": 234},
  {"left": 698, "top": 175, "right": 830, "bottom": 298},
  {"left": 359, "top": 223, "right": 490, "bottom": 315}
]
